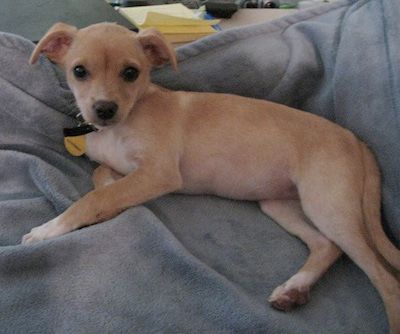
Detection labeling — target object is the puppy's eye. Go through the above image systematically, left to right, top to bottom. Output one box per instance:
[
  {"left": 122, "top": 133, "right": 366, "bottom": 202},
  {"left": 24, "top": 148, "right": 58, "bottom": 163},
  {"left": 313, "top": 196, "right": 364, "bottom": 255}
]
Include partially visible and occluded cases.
[
  {"left": 73, "top": 65, "right": 88, "bottom": 80},
  {"left": 121, "top": 67, "right": 139, "bottom": 82}
]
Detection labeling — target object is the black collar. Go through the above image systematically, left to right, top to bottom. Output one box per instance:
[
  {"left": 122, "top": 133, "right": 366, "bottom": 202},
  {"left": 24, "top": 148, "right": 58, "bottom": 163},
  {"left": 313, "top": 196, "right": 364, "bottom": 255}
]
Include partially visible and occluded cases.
[
  {"left": 63, "top": 113, "right": 98, "bottom": 137},
  {"left": 63, "top": 123, "right": 98, "bottom": 137}
]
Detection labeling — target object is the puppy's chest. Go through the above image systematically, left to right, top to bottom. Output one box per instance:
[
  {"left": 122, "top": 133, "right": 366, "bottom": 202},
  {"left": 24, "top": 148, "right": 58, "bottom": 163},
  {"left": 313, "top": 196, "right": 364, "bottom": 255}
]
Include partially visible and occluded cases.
[{"left": 85, "top": 129, "right": 143, "bottom": 175}]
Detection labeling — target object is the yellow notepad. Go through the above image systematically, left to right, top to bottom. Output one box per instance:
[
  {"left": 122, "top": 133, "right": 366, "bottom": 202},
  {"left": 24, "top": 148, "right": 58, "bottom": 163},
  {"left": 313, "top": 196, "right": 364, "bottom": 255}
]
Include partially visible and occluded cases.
[
  {"left": 119, "top": 4, "right": 220, "bottom": 31},
  {"left": 142, "top": 11, "right": 220, "bottom": 27},
  {"left": 151, "top": 24, "right": 215, "bottom": 34}
]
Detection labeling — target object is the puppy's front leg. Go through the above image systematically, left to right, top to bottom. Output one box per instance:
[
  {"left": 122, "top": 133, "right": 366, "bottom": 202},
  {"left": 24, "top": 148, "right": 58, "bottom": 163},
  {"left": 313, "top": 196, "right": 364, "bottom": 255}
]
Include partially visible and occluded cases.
[{"left": 22, "top": 159, "right": 182, "bottom": 245}]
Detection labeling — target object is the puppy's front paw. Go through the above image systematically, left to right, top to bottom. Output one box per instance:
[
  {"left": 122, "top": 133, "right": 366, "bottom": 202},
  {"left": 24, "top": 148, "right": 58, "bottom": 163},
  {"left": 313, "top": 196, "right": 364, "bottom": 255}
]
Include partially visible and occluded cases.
[{"left": 22, "top": 218, "right": 72, "bottom": 245}]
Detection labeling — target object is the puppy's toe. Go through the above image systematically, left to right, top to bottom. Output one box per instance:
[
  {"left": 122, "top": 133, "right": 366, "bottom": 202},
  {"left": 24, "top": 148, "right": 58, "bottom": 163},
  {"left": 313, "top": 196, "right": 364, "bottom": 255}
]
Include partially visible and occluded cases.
[
  {"left": 21, "top": 218, "right": 71, "bottom": 245},
  {"left": 21, "top": 232, "right": 41, "bottom": 245},
  {"left": 21, "top": 233, "right": 31, "bottom": 245},
  {"left": 268, "top": 284, "right": 310, "bottom": 311}
]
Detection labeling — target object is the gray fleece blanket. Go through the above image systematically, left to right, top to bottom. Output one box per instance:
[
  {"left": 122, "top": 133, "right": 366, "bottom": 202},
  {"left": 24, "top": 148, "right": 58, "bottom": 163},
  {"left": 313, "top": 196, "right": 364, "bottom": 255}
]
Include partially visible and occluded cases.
[{"left": 0, "top": 0, "right": 399, "bottom": 332}]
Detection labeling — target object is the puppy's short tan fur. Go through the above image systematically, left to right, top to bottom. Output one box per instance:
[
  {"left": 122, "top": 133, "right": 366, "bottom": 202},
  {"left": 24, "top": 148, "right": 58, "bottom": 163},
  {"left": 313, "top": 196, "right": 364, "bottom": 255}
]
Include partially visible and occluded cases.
[{"left": 26, "top": 23, "right": 400, "bottom": 332}]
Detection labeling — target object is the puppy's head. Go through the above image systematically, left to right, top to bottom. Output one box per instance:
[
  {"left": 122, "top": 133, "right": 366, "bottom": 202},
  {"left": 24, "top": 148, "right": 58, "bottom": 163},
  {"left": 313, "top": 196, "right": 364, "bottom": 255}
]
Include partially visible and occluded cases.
[{"left": 30, "top": 22, "right": 177, "bottom": 128}]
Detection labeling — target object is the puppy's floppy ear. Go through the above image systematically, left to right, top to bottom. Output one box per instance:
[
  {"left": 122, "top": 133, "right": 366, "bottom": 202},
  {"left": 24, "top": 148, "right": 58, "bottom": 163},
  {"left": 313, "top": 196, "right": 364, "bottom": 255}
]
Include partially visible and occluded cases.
[
  {"left": 29, "top": 22, "right": 78, "bottom": 65},
  {"left": 137, "top": 28, "right": 178, "bottom": 70}
]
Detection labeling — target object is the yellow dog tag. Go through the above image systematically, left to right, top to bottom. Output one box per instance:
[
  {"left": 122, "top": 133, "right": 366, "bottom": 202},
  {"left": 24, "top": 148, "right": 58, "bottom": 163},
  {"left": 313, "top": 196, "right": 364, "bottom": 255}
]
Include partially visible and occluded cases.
[
  {"left": 63, "top": 124, "right": 97, "bottom": 157},
  {"left": 64, "top": 135, "right": 86, "bottom": 156}
]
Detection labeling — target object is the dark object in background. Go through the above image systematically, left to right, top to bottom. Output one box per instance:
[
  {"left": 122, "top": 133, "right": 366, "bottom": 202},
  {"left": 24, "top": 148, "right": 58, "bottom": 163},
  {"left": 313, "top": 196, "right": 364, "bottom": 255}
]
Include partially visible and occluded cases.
[
  {"left": 110, "top": 0, "right": 203, "bottom": 8},
  {"left": 110, "top": 0, "right": 150, "bottom": 6},
  {"left": 205, "top": 0, "right": 239, "bottom": 18},
  {"left": 240, "top": 0, "right": 279, "bottom": 8},
  {"left": 263, "top": 1, "right": 278, "bottom": 8}
]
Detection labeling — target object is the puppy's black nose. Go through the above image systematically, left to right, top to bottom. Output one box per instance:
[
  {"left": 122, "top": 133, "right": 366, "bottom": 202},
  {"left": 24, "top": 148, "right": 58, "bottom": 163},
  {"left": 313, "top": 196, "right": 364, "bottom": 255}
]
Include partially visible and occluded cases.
[{"left": 93, "top": 100, "right": 118, "bottom": 120}]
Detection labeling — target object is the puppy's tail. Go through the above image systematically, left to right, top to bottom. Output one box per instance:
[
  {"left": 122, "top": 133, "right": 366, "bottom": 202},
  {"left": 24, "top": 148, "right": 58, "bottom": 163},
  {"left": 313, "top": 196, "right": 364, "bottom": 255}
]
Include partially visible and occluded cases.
[{"left": 361, "top": 143, "right": 400, "bottom": 272}]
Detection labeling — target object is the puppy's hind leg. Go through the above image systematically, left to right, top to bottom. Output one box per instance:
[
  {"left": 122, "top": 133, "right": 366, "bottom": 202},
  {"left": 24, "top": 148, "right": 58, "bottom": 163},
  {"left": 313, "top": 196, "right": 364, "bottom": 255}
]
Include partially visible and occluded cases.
[
  {"left": 92, "top": 165, "right": 124, "bottom": 189},
  {"left": 299, "top": 175, "right": 400, "bottom": 333},
  {"left": 260, "top": 199, "right": 342, "bottom": 311}
]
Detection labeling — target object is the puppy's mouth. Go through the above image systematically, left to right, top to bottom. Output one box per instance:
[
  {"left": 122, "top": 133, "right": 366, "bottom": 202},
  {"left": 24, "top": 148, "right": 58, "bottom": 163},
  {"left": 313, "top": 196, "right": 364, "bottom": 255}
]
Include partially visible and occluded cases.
[
  {"left": 76, "top": 113, "right": 117, "bottom": 130},
  {"left": 93, "top": 119, "right": 117, "bottom": 128}
]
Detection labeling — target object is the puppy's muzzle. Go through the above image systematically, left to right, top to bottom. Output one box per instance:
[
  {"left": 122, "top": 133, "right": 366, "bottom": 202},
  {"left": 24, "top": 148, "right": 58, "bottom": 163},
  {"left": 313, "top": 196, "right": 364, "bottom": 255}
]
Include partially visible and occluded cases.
[{"left": 93, "top": 100, "right": 118, "bottom": 121}]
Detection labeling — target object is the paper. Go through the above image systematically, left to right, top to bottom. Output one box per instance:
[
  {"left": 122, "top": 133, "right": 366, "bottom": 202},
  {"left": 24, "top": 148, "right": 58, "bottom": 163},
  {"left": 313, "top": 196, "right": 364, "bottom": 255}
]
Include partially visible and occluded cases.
[
  {"left": 119, "top": 4, "right": 219, "bottom": 28},
  {"left": 119, "top": 4, "right": 220, "bottom": 43},
  {"left": 150, "top": 24, "right": 215, "bottom": 34}
]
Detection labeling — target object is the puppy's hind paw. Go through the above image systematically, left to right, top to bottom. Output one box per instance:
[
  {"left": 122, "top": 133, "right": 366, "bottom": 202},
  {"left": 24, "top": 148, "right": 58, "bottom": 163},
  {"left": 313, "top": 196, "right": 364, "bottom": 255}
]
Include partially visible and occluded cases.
[{"left": 268, "top": 284, "right": 310, "bottom": 311}]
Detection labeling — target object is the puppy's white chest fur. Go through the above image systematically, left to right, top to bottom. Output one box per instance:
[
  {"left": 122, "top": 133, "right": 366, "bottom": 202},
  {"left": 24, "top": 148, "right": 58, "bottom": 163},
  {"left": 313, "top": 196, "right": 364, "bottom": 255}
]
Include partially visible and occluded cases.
[{"left": 86, "top": 127, "right": 143, "bottom": 176}]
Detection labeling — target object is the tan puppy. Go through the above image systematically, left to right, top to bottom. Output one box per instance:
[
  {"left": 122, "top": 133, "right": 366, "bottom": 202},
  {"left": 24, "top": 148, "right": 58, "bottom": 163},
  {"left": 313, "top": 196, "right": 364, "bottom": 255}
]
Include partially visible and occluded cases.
[{"left": 26, "top": 23, "right": 400, "bottom": 332}]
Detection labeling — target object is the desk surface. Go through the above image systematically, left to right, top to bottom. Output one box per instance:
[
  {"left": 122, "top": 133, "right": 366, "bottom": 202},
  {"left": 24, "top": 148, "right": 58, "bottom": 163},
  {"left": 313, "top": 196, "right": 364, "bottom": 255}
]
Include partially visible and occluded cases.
[
  {"left": 173, "top": 8, "right": 297, "bottom": 47},
  {"left": 173, "top": 9, "right": 297, "bottom": 46}
]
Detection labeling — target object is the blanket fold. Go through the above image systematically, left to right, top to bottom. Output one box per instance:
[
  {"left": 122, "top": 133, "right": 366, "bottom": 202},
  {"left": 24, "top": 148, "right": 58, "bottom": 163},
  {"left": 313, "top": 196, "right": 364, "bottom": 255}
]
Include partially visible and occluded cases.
[{"left": 0, "top": 0, "right": 398, "bottom": 332}]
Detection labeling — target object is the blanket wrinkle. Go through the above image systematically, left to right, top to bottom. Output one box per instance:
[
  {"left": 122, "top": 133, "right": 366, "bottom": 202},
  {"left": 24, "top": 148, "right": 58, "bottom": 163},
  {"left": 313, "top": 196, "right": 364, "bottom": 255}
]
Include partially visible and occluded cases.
[
  {"left": 0, "top": 0, "right": 398, "bottom": 332},
  {"left": 381, "top": 0, "right": 400, "bottom": 146},
  {"left": 0, "top": 34, "right": 75, "bottom": 117},
  {"left": 145, "top": 207, "right": 262, "bottom": 308}
]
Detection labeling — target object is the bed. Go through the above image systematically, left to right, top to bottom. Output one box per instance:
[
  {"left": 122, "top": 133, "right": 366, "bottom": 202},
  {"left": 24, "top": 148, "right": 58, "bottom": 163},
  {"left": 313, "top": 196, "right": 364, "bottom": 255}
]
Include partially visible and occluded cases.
[{"left": 0, "top": 0, "right": 398, "bottom": 332}]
